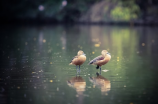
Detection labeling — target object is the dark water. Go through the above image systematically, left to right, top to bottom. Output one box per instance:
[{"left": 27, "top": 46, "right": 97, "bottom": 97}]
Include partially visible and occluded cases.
[{"left": 0, "top": 25, "right": 158, "bottom": 104}]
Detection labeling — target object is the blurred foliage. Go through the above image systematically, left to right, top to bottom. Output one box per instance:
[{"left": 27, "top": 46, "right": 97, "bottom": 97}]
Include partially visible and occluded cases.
[
  {"left": 0, "top": 0, "right": 158, "bottom": 22},
  {"left": 1, "top": 0, "right": 99, "bottom": 22},
  {"left": 123, "top": 0, "right": 158, "bottom": 20},
  {"left": 111, "top": 1, "right": 140, "bottom": 21}
]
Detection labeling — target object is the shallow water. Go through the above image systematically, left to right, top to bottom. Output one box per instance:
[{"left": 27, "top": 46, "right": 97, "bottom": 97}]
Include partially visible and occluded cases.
[{"left": 0, "top": 25, "right": 158, "bottom": 104}]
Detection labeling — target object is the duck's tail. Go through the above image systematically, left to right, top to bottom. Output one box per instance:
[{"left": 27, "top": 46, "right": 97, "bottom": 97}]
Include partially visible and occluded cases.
[
  {"left": 88, "top": 61, "right": 93, "bottom": 65},
  {"left": 69, "top": 63, "right": 73, "bottom": 65}
]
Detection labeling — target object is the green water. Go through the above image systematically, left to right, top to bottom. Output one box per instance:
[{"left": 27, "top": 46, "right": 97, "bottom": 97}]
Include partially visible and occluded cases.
[{"left": 0, "top": 25, "right": 158, "bottom": 104}]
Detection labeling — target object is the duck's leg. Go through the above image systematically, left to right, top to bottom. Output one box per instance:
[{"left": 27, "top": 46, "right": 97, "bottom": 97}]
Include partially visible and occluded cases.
[
  {"left": 79, "top": 65, "right": 81, "bottom": 76},
  {"left": 79, "top": 65, "right": 80, "bottom": 73},
  {"left": 76, "top": 66, "right": 78, "bottom": 76},
  {"left": 100, "top": 66, "right": 101, "bottom": 75}
]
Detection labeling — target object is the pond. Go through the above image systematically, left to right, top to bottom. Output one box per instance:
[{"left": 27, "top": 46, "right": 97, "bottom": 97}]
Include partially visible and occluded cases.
[{"left": 0, "top": 25, "right": 158, "bottom": 104}]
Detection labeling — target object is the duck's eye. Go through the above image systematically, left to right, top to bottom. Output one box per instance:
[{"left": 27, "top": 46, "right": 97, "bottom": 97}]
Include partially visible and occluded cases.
[{"left": 107, "top": 53, "right": 108, "bottom": 54}]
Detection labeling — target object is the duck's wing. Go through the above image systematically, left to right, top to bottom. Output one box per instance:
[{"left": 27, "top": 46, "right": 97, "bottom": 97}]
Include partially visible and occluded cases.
[
  {"left": 69, "top": 55, "right": 78, "bottom": 64},
  {"left": 89, "top": 55, "right": 104, "bottom": 64}
]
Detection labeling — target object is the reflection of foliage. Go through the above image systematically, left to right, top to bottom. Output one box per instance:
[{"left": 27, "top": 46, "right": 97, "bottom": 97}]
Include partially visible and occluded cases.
[{"left": 89, "top": 26, "right": 138, "bottom": 82}]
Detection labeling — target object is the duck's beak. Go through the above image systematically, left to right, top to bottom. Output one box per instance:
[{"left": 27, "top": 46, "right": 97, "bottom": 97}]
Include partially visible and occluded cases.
[{"left": 83, "top": 53, "right": 86, "bottom": 56}]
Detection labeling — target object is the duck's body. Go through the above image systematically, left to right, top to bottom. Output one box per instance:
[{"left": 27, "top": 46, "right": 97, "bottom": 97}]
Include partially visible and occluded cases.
[
  {"left": 69, "top": 50, "right": 86, "bottom": 74},
  {"left": 89, "top": 50, "right": 111, "bottom": 74},
  {"left": 89, "top": 54, "right": 111, "bottom": 66},
  {"left": 69, "top": 55, "right": 86, "bottom": 65}
]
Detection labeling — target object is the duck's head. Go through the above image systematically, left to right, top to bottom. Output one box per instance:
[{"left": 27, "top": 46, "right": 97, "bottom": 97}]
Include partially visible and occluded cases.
[
  {"left": 78, "top": 50, "right": 86, "bottom": 56},
  {"left": 101, "top": 50, "right": 110, "bottom": 56}
]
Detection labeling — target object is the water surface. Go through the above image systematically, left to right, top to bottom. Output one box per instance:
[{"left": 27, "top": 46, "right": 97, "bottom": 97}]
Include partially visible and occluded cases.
[{"left": 0, "top": 25, "right": 158, "bottom": 104}]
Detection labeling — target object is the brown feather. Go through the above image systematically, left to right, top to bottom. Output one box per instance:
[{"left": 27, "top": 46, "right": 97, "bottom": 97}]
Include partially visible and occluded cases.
[
  {"left": 89, "top": 50, "right": 111, "bottom": 66},
  {"left": 69, "top": 55, "right": 86, "bottom": 65},
  {"left": 70, "top": 56, "right": 78, "bottom": 64}
]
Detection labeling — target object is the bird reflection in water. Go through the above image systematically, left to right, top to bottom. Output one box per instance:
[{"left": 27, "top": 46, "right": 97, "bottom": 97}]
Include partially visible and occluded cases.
[
  {"left": 89, "top": 72, "right": 111, "bottom": 95},
  {"left": 67, "top": 76, "right": 86, "bottom": 104},
  {"left": 67, "top": 76, "right": 86, "bottom": 95}
]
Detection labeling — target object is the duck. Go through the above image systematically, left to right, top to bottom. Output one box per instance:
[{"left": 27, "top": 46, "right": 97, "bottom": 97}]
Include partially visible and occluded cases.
[
  {"left": 69, "top": 50, "right": 86, "bottom": 74},
  {"left": 89, "top": 50, "right": 111, "bottom": 74}
]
